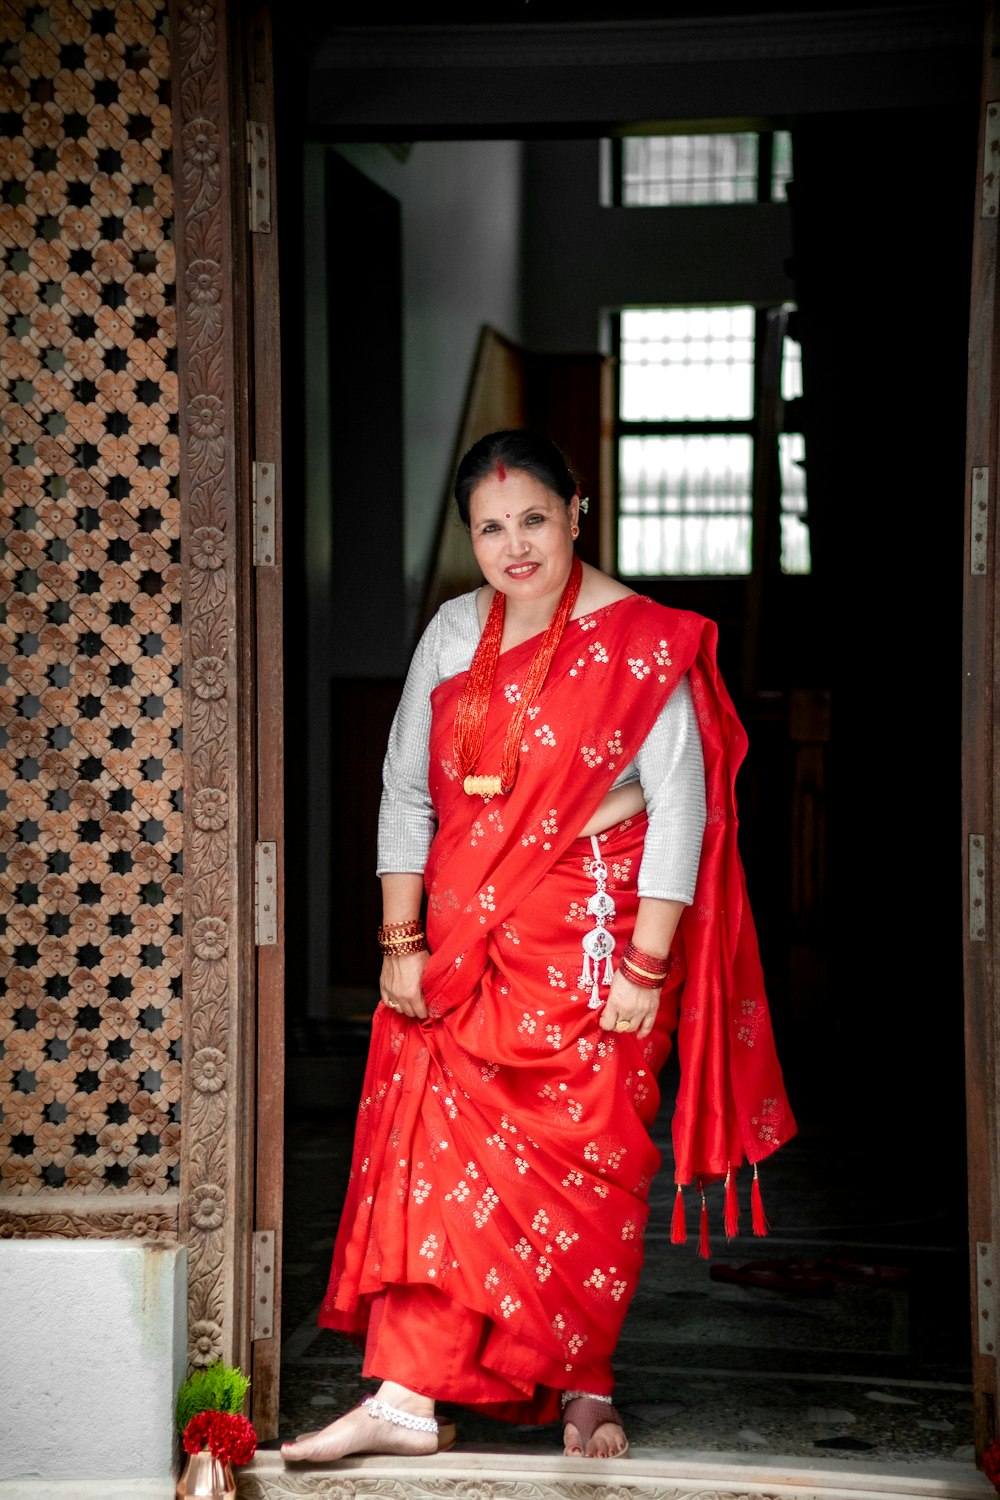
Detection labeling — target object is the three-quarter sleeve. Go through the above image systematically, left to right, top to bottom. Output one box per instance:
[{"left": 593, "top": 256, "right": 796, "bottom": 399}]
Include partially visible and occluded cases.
[
  {"left": 375, "top": 594, "right": 480, "bottom": 877},
  {"left": 376, "top": 612, "right": 441, "bottom": 877},
  {"left": 634, "top": 675, "right": 708, "bottom": 902}
]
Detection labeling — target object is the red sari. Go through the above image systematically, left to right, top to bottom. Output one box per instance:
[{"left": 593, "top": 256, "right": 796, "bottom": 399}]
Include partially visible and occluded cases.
[{"left": 319, "top": 595, "right": 795, "bottom": 1421}]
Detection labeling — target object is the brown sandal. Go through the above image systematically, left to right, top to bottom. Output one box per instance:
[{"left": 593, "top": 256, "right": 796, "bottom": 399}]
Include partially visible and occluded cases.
[{"left": 561, "top": 1394, "right": 629, "bottom": 1458}]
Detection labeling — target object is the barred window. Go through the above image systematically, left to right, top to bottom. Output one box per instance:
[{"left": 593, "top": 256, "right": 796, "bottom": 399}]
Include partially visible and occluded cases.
[
  {"left": 609, "top": 130, "right": 793, "bottom": 207},
  {"left": 612, "top": 305, "right": 809, "bottom": 578}
]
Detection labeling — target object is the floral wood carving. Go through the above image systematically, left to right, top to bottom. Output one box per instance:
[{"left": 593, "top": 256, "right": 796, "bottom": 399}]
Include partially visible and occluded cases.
[
  {"left": 0, "top": 0, "right": 181, "bottom": 1212},
  {"left": 170, "top": 0, "right": 250, "bottom": 1370},
  {"left": 0, "top": 1206, "right": 177, "bottom": 1239},
  {"left": 235, "top": 1468, "right": 810, "bottom": 1500}
]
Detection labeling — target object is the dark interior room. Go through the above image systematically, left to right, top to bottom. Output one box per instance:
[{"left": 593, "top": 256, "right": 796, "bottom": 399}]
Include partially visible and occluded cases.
[{"left": 266, "top": 0, "right": 982, "bottom": 1467}]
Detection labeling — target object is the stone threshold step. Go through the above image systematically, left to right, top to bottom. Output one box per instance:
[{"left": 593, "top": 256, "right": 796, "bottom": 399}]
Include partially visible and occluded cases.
[{"left": 238, "top": 1448, "right": 994, "bottom": 1500}]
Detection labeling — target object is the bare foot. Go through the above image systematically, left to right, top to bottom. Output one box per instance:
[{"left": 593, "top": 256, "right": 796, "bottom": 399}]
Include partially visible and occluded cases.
[
  {"left": 281, "top": 1382, "right": 438, "bottom": 1464},
  {"left": 561, "top": 1396, "right": 629, "bottom": 1458},
  {"left": 563, "top": 1417, "right": 628, "bottom": 1458}
]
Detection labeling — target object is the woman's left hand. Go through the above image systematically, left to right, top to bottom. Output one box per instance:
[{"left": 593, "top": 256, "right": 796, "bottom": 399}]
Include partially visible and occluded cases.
[{"left": 599, "top": 969, "right": 661, "bottom": 1040}]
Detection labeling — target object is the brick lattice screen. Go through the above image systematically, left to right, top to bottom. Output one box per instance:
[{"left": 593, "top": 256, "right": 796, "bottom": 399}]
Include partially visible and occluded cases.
[{"left": 0, "top": 0, "right": 181, "bottom": 1203}]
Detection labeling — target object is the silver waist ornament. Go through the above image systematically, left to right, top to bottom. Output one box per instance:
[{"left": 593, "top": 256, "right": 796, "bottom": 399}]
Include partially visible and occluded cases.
[{"left": 580, "top": 834, "right": 615, "bottom": 1008}]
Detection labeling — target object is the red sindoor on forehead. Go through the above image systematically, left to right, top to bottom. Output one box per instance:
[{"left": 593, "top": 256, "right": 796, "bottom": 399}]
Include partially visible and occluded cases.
[{"left": 494, "top": 459, "right": 507, "bottom": 481}]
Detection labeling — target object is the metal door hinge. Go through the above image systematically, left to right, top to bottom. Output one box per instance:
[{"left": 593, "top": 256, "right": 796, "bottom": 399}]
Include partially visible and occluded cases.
[
  {"left": 247, "top": 120, "right": 271, "bottom": 233},
  {"left": 253, "top": 461, "right": 276, "bottom": 567},
  {"left": 972, "top": 467, "right": 988, "bottom": 575},
  {"left": 971, "top": 835, "right": 986, "bottom": 943},
  {"left": 255, "top": 840, "right": 277, "bottom": 946},
  {"left": 252, "top": 1229, "right": 276, "bottom": 1340},
  {"left": 979, "top": 1242, "right": 997, "bottom": 1356}
]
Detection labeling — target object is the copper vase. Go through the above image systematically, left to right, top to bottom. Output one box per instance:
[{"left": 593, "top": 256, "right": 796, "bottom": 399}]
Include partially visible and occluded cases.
[{"left": 175, "top": 1451, "right": 237, "bottom": 1499}]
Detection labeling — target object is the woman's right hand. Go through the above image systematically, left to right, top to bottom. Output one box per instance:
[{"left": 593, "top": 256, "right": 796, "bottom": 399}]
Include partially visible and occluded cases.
[{"left": 379, "top": 948, "right": 430, "bottom": 1019}]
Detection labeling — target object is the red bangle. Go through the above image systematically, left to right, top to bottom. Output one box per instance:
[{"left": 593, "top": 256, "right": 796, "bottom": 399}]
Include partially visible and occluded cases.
[
  {"left": 623, "top": 941, "right": 672, "bottom": 975},
  {"left": 619, "top": 957, "right": 663, "bottom": 990},
  {"left": 622, "top": 959, "right": 665, "bottom": 980}
]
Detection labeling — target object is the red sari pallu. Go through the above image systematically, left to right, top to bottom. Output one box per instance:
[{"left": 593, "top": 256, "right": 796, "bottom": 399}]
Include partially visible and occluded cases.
[{"left": 319, "top": 594, "right": 796, "bottom": 1422}]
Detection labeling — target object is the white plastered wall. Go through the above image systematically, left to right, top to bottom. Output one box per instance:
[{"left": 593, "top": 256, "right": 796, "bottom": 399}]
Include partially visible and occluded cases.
[{"left": 0, "top": 1240, "right": 186, "bottom": 1496}]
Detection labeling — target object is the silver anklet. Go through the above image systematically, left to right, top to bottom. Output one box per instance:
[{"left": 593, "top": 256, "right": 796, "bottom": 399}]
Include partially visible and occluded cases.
[
  {"left": 561, "top": 1390, "right": 613, "bottom": 1408},
  {"left": 363, "top": 1395, "right": 439, "bottom": 1434}
]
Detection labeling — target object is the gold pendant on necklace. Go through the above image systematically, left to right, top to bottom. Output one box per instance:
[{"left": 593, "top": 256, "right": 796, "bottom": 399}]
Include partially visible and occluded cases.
[{"left": 464, "top": 774, "right": 503, "bottom": 797}]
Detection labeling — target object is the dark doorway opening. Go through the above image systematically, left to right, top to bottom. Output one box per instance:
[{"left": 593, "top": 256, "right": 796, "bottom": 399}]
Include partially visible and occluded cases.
[{"left": 273, "top": 4, "right": 980, "bottom": 1467}]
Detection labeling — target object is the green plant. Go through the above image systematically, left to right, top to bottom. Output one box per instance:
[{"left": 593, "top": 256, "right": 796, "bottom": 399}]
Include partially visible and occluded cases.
[{"left": 175, "top": 1362, "right": 252, "bottom": 1436}]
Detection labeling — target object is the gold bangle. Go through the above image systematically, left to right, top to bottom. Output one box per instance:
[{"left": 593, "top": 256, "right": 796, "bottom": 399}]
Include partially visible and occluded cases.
[
  {"left": 378, "top": 918, "right": 422, "bottom": 941},
  {"left": 380, "top": 935, "right": 427, "bottom": 955},
  {"left": 618, "top": 958, "right": 662, "bottom": 990},
  {"left": 622, "top": 960, "right": 664, "bottom": 981}
]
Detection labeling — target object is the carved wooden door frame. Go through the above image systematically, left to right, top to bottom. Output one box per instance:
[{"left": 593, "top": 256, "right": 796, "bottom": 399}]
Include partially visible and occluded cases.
[
  {"left": 167, "top": 0, "right": 996, "bottom": 1459},
  {"left": 171, "top": 0, "right": 284, "bottom": 1435},
  {"left": 963, "top": 0, "right": 1000, "bottom": 1459}
]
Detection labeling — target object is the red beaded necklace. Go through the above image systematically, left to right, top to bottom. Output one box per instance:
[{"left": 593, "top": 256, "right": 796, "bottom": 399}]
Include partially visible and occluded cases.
[{"left": 454, "top": 554, "right": 583, "bottom": 797}]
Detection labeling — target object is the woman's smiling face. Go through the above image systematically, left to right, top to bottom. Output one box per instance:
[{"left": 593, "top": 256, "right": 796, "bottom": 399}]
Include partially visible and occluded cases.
[{"left": 468, "top": 469, "right": 578, "bottom": 602}]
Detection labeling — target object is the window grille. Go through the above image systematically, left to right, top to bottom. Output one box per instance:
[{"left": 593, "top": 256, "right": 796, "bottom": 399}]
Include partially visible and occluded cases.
[
  {"left": 614, "top": 130, "right": 793, "bottom": 207},
  {"left": 613, "top": 304, "right": 809, "bottom": 578},
  {"left": 619, "top": 433, "right": 754, "bottom": 576}
]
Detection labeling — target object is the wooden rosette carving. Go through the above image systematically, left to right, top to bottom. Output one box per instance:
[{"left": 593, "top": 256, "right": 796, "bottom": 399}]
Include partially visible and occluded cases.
[{"left": 170, "top": 0, "right": 253, "bottom": 1370}]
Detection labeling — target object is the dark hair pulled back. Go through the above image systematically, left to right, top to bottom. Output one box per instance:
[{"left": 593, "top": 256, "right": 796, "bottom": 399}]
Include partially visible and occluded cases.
[{"left": 453, "top": 429, "right": 578, "bottom": 527}]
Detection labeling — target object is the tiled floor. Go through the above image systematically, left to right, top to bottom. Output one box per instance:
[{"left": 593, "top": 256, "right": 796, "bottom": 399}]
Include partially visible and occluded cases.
[{"left": 274, "top": 1032, "right": 974, "bottom": 1466}]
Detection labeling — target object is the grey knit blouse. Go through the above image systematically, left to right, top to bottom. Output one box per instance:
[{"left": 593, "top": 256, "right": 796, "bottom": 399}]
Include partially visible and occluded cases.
[{"left": 377, "top": 590, "right": 707, "bottom": 903}]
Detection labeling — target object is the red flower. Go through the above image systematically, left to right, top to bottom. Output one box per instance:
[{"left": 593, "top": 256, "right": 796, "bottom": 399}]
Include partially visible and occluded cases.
[
  {"left": 182, "top": 1411, "right": 257, "bottom": 1468},
  {"left": 182, "top": 1411, "right": 214, "bottom": 1456},
  {"left": 213, "top": 1413, "right": 257, "bottom": 1467}
]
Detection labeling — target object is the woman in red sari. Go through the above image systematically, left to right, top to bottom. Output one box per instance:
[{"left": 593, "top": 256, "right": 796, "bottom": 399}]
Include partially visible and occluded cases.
[{"left": 282, "top": 430, "right": 795, "bottom": 1465}]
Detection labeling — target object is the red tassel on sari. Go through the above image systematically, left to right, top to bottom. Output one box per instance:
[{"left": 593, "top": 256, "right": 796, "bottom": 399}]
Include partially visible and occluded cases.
[
  {"left": 751, "top": 1163, "right": 770, "bottom": 1236},
  {"left": 724, "top": 1166, "right": 740, "bottom": 1239},
  {"left": 670, "top": 1184, "right": 687, "bottom": 1245},
  {"left": 697, "top": 1191, "right": 711, "bottom": 1260}
]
